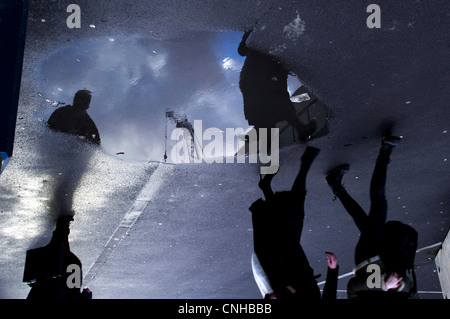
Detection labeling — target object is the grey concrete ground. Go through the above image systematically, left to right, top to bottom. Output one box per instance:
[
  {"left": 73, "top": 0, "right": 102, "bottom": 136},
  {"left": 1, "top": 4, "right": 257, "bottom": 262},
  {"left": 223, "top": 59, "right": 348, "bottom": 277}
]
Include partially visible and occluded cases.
[{"left": 0, "top": 0, "right": 449, "bottom": 300}]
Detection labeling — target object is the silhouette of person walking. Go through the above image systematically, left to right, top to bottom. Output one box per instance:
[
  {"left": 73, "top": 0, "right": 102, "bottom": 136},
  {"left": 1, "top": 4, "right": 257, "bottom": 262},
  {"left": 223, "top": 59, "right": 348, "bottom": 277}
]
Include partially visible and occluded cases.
[
  {"left": 238, "top": 31, "right": 316, "bottom": 144},
  {"left": 47, "top": 89, "right": 101, "bottom": 145},
  {"left": 326, "top": 135, "right": 418, "bottom": 299},
  {"left": 250, "top": 146, "right": 339, "bottom": 301},
  {"left": 24, "top": 216, "right": 92, "bottom": 299}
]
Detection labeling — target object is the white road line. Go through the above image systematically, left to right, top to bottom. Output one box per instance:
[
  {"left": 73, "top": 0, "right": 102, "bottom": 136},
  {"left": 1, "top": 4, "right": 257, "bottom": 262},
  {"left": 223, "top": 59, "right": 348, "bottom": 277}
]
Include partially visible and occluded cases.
[
  {"left": 83, "top": 164, "right": 174, "bottom": 285},
  {"left": 317, "top": 242, "right": 443, "bottom": 286},
  {"left": 416, "top": 242, "right": 442, "bottom": 253},
  {"left": 323, "top": 290, "right": 442, "bottom": 294},
  {"left": 415, "top": 291, "right": 444, "bottom": 294}
]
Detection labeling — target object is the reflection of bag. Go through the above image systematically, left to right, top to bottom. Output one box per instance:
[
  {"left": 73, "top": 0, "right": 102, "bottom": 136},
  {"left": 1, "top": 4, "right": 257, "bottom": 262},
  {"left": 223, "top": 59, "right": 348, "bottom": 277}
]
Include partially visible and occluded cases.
[
  {"left": 381, "top": 221, "right": 418, "bottom": 295},
  {"left": 23, "top": 245, "right": 65, "bottom": 284}
]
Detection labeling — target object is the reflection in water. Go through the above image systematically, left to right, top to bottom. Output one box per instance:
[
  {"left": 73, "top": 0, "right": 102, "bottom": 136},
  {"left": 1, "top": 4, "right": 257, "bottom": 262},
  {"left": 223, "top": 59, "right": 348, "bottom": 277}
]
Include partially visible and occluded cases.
[
  {"left": 238, "top": 30, "right": 332, "bottom": 152},
  {"left": 39, "top": 31, "right": 330, "bottom": 163},
  {"left": 238, "top": 31, "right": 316, "bottom": 144},
  {"left": 40, "top": 32, "right": 248, "bottom": 162},
  {"left": 23, "top": 85, "right": 100, "bottom": 298},
  {"left": 289, "top": 86, "right": 332, "bottom": 141},
  {"left": 44, "top": 89, "right": 99, "bottom": 220},
  {"left": 48, "top": 89, "right": 101, "bottom": 145},
  {"left": 325, "top": 136, "right": 418, "bottom": 299},
  {"left": 250, "top": 147, "right": 339, "bottom": 301},
  {"left": 23, "top": 216, "right": 92, "bottom": 299}
]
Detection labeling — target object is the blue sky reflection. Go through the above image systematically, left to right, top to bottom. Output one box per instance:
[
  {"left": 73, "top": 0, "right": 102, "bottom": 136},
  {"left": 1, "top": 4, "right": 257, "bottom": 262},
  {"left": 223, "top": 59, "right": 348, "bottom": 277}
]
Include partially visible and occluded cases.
[{"left": 39, "top": 31, "right": 301, "bottom": 162}]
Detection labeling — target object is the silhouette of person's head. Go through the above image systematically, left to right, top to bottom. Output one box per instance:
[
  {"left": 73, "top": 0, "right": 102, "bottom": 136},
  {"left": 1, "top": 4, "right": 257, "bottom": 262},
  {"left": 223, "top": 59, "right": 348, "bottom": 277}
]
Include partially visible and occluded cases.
[{"left": 73, "top": 90, "right": 92, "bottom": 109}]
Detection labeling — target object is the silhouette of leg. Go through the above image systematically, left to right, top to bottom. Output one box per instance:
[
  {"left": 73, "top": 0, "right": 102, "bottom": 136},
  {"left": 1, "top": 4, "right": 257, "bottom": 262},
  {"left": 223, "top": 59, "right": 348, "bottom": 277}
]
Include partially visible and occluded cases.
[
  {"left": 330, "top": 136, "right": 399, "bottom": 264},
  {"left": 369, "top": 136, "right": 398, "bottom": 201},
  {"left": 366, "top": 137, "right": 399, "bottom": 250},
  {"left": 353, "top": 145, "right": 394, "bottom": 264},
  {"left": 291, "top": 146, "right": 320, "bottom": 195},
  {"left": 279, "top": 147, "right": 320, "bottom": 245},
  {"left": 326, "top": 165, "right": 368, "bottom": 233},
  {"left": 326, "top": 165, "right": 378, "bottom": 264},
  {"left": 258, "top": 174, "right": 275, "bottom": 201},
  {"left": 337, "top": 189, "right": 382, "bottom": 264},
  {"left": 334, "top": 190, "right": 369, "bottom": 233},
  {"left": 43, "top": 215, "right": 75, "bottom": 277},
  {"left": 49, "top": 215, "right": 73, "bottom": 248}
]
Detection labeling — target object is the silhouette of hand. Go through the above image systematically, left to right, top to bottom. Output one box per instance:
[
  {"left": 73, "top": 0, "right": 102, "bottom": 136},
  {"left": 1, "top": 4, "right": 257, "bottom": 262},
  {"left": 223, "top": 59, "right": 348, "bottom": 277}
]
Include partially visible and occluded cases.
[
  {"left": 325, "top": 252, "right": 338, "bottom": 269},
  {"left": 384, "top": 273, "right": 403, "bottom": 290}
]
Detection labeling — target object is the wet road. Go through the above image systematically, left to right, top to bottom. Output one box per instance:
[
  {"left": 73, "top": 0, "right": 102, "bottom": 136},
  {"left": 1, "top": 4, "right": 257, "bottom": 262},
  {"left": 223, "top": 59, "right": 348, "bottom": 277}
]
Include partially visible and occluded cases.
[{"left": 0, "top": 0, "right": 448, "bottom": 299}]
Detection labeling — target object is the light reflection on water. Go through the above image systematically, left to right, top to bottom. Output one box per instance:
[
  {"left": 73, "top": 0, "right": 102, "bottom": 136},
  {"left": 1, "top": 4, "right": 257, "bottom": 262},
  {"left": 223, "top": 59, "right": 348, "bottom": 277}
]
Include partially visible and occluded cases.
[{"left": 39, "top": 31, "right": 303, "bottom": 162}]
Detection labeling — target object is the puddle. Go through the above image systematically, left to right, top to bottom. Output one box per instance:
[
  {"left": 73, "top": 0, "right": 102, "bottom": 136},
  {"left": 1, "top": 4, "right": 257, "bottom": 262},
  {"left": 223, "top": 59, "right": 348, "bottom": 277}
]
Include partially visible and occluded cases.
[{"left": 38, "top": 31, "right": 330, "bottom": 163}]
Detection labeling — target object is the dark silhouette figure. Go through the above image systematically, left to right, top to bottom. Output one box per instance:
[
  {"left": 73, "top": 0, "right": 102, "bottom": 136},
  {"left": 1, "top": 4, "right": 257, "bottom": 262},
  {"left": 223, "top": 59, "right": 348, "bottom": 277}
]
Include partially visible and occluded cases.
[
  {"left": 238, "top": 31, "right": 316, "bottom": 144},
  {"left": 47, "top": 89, "right": 101, "bottom": 145},
  {"left": 46, "top": 91, "right": 97, "bottom": 220},
  {"left": 326, "top": 135, "right": 418, "bottom": 299},
  {"left": 250, "top": 146, "right": 339, "bottom": 301},
  {"left": 23, "top": 216, "right": 92, "bottom": 300}
]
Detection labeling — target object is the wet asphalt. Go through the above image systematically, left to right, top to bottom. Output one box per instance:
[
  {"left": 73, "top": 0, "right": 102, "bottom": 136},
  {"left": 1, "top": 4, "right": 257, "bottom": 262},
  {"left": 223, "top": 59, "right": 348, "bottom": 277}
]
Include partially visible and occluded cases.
[{"left": 0, "top": 0, "right": 448, "bottom": 300}]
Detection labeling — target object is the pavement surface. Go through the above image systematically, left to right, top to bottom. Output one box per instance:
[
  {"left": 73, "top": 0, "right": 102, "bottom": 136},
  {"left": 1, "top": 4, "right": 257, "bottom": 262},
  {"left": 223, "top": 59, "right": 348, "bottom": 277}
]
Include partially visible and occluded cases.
[{"left": 0, "top": 0, "right": 449, "bottom": 300}]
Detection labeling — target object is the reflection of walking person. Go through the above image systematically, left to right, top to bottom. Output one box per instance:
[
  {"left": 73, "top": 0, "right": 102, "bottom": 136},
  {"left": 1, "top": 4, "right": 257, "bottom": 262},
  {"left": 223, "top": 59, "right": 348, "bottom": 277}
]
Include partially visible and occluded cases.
[
  {"left": 238, "top": 31, "right": 316, "bottom": 143},
  {"left": 47, "top": 89, "right": 101, "bottom": 145},
  {"left": 326, "top": 135, "right": 418, "bottom": 299},
  {"left": 250, "top": 146, "right": 339, "bottom": 301},
  {"left": 24, "top": 216, "right": 92, "bottom": 299}
]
